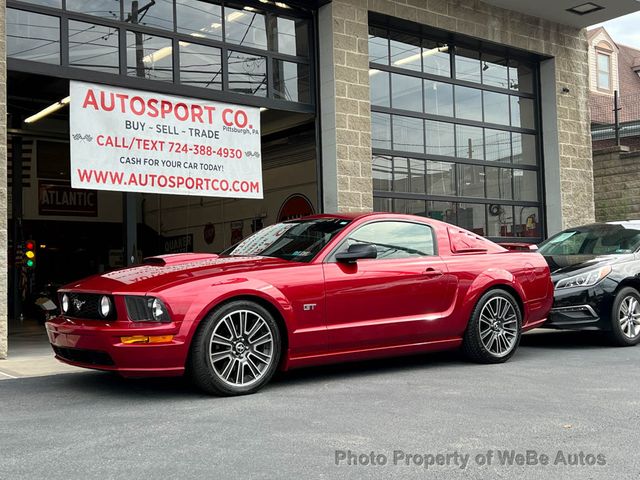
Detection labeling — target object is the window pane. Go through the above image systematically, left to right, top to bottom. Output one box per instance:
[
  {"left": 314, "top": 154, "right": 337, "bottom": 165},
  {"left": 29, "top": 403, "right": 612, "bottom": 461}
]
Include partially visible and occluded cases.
[
  {"left": 19, "top": 0, "right": 60, "bottom": 6},
  {"left": 67, "top": 0, "right": 120, "bottom": 19},
  {"left": 124, "top": 0, "right": 173, "bottom": 31},
  {"left": 176, "top": 0, "right": 223, "bottom": 41},
  {"left": 225, "top": 6, "right": 267, "bottom": 50},
  {"left": 7, "top": 9, "right": 60, "bottom": 64},
  {"left": 277, "top": 17, "right": 308, "bottom": 56},
  {"left": 69, "top": 21, "right": 119, "bottom": 73},
  {"left": 369, "top": 28, "right": 389, "bottom": 65},
  {"left": 126, "top": 32, "right": 173, "bottom": 81},
  {"left": 390, "top": 32, "right": 421, "bottom": 71},
  {"left": 423, "top": 40, "right": 451, "bottom": 77},
  {"left": 180, "top": 43, "right": 222, "bottom": 89},
  {"left": 455, "top": 48, "right": 481, "bottom": 83},
  {"left": 228, "top": 50, "right": 267, "bottom": 96},
  {"left": 597, "top": 53, "right": 610, "bottom": 72},
  {"left": 482, "top": 54, "right": 509, "bottom": 89},
  {"left": 273, "top": 60, "right": 310, "bottom": 103},
  {"left": 509, "top": 60, "right": 534, "bottom": 93},
  {"left": 370, "top": 70, "right": 390, "bottom": 107},
  {"left": 598, "top": 72, "right": 610, "bottom": 90},
  {"left": 391, "top": 73, "right": 422, "bottom": 111},
  {"left": 424, "top": 81, "right": 453, "bottom": 117},
  {"left": 455, "top": 86, "right": 482, "bottom": 121},
  {"left": 483, "top": 91, "right": 510, "bottom": 125},
  {"left": 511, "top": 96, "right": 535, "bottom": 129},
  {"left": 372, "top": 112, "right": 391, "bottom": 150},
  {"left": 393, "top": 116, "right": 424, "bottom": 153},
  {"left": 425, "top": 120, "right": 455, "bottom": 157},
  {"left": 456, "top": 125, "right": 484, "bottom": 160},
  {"left": 485, "top": 129, "right": 512, "bottom": 162},
  {"left": 512, "top": 132, "right": 537, "bottom": 165},
  {"left": 372, "top": 155, "right": 392, "bottom": 191},
  {"left": 393, "top": 157, "right": 409, "bottom": 193},
  {"left": 410, "top": 159, "right": 426, "bottom": 194},
  {"left": 427, "top": 161, "right": 456, "bottom": 196},
  {"left": 457, "top": 164, "right": 485, "bottom": 198},
  {"left": 485, "top": 167, "right": 512, "bottom": 200},
  {"left": 513, "top": 169, "right": 538, "bottom": 201},
  {"left": 374, "top": 196, "right": 393, "bottom": 212},
  {"left": 394, "top": 199, "right": 428, "bottom": 216},
  {"left": 427, "top": 201, "right": 456, "bottom": 223},
  {"left": 458, "top": 203, "right": 486, "bottom": 236},
  {"left": 487, "top": 205, "right": 514, "bottom": 237},
  {"left": 514, "top": 207, "right": 541, "bottom": 238},
  {"left": 347, "top": 221, "right": 435, "bottom": 258}
]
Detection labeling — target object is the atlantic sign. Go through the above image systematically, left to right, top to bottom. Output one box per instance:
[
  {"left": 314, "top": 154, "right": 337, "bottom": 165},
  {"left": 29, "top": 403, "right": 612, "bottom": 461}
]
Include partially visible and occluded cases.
[{"left": 69, "top": 81, "right": 263, "bottom": 198}]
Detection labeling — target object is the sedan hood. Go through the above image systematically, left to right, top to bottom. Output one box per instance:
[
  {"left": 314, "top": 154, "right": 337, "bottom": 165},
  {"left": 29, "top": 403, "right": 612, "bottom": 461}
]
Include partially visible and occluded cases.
[
  {"left": 60, "top": 253, "right": 296, "bottom": 294},
  {"left": 544, "top": 254, "right": 629, "bottom": 277}
]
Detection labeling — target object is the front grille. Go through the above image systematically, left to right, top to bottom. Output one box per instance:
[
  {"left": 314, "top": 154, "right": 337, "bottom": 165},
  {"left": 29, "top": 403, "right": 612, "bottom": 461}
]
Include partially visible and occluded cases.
[
  {"left": 61, "top": 293, "right": 116, "bottom": 320},
  {"left": 52, "top": 346, "right": 115, "bottom": 366}
]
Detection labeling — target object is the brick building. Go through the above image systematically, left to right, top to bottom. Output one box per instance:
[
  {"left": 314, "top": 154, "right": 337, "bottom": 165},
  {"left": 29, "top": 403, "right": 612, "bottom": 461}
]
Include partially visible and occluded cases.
[{"left": 2, "top": 0, "right": 640, "bottom": 358}]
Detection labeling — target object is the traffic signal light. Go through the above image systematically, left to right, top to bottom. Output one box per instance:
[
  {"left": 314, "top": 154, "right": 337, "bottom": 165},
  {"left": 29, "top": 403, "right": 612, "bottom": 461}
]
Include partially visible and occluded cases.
[{"left": 24, "top": 240, "right": 36, "bottom": 268}]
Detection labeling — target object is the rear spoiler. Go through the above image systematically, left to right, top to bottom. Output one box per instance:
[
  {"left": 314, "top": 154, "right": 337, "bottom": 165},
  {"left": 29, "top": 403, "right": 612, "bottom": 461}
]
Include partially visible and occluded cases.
[{"left": 498, "top": 242, "right": 538, "bottom": 252}]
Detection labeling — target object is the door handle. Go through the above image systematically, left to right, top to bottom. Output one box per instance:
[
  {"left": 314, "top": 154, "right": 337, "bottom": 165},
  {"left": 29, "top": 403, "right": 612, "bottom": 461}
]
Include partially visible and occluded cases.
[{"left": 423, "top": 267, "right": 443, "bottom": 277}]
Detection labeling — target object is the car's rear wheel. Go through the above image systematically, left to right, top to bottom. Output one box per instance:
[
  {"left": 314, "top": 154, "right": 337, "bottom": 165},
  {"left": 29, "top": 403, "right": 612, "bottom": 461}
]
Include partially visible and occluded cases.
[
  {"left": 608, "top": 287, "right": 640, "bottom": 347},
  {"left": 463, "top": 289, "right": 522, "bottom": 363},
  {"left": 189, "top": 300, "right": 281, "bottom": 396}
]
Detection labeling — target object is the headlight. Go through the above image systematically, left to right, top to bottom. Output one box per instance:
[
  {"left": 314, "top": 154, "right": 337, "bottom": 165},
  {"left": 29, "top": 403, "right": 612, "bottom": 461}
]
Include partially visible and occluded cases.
[
  {"left": 555, "top": 265, "right": 612, "bottom": 289},
  {"left": 61, "top": 294, "right": 69, "bottom": 313},
  {"left": 99, "top": 295, "right": 112, "bottom": 318},
  {"left": 125, "top": 296, "right": 171, "bottom": 322}
]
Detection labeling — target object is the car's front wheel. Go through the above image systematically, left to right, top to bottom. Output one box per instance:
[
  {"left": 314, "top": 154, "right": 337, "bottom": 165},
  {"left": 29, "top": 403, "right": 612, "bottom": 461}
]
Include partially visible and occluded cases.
[
  {"left": 609, "top": 287, "right": 640, "bottom": 347},
  {"left": 463, "top": 289, "right": 522, "bottom": 363},
  {"left": 189, "top": 300, "right": 281, "bottom": 396}
]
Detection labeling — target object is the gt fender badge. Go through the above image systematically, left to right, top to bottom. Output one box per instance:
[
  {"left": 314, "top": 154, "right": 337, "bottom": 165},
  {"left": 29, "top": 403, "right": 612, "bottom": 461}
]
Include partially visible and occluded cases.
[{"left": 303, "top": 304, "right": 316, "bottom": 311}]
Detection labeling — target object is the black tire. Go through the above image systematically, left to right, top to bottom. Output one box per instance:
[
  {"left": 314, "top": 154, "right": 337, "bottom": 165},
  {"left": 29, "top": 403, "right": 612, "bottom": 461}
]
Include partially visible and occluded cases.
[
  {"left": 608, "top": 287, "right": 640, "bottom": 347},
  {"left": 462, "top": 289, "right": 522, "bottom": 364},
  {"left": 188, "top": 300, "right": 282, "bottom": 396}
]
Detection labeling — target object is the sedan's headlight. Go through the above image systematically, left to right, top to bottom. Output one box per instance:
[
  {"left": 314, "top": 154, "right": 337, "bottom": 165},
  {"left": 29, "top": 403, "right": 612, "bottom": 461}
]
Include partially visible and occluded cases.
[
  {"left": 555, "top": 266, "right": 612, "bottom": 289},
  {"left": 125, "top": 296, "right": 171, "bottom": 322}
]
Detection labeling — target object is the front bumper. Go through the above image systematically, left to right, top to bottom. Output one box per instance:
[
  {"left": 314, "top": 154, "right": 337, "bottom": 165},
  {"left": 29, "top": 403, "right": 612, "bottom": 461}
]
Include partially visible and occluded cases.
[
  {"left": 545, "top": 279, "right": 615, "bottom": 330},
  {"left": 45, "top": 316, "right": 187, "bottom": 377}
]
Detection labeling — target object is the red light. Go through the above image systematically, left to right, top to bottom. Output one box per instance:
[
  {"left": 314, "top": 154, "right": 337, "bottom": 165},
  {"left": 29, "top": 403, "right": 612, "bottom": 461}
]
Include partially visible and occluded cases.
[{"left": 25, "top": 241, "right": 35, "bottom": 250}]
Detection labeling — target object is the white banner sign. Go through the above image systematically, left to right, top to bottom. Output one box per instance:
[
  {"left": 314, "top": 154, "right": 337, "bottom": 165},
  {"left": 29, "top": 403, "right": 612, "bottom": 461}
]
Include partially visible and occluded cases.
[{"left": 69, "top": 81, "right": 263, "bottom": 198}]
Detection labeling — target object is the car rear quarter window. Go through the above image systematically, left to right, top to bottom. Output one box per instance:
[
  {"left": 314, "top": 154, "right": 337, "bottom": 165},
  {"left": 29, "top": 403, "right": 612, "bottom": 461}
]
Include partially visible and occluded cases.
[{"left": 342, "top": 221, "right": 436, "bottom": 259}]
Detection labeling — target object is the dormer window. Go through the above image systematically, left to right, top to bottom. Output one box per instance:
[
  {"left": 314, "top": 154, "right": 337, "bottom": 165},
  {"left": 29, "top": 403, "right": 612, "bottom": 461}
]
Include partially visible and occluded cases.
[{"left": 597, "top": 51, "right": 612, "bottom": 91}]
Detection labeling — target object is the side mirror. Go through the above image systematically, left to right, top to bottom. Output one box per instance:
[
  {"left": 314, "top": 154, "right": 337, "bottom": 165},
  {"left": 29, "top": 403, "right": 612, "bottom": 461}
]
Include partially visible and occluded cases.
[{"left": 335, "top": 243, "right": 377, "bottom": 263}]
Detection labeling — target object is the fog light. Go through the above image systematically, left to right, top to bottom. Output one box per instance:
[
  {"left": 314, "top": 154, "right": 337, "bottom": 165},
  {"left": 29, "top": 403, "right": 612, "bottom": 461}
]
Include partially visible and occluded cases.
[
  {"left": 61, "top": 294, "right": 69, "bottom": 313},
  {"left": 100, "top": 296, "right": 112, "bottom": 318},
  {"left": 121, "top": 335, "right": 174, "bottom": 344}
]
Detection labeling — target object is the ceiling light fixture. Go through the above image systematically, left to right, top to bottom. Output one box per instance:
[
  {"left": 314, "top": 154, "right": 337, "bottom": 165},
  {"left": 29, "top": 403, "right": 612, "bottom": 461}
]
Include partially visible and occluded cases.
[
  {"left": 566, "top": 2, "right": 604, "bottom": 15},
  {"left": 24, "top": 96, "right": 70, "bottom": 124}
]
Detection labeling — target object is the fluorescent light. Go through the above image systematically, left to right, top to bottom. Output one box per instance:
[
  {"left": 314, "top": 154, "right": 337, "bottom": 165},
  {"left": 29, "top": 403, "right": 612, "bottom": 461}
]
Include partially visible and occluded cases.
[
  {"left": 275, "top": 2, "right": 290, "bottom": 8},
  {"left": 566, "top": 2, "right": 604, "bottom": 15},
  {"left": 244, "top": 6, "right": 257, "bottom": 12},
  {"left": 227, "top": 11, "right": 246, "bottom": 22},
  {"left": 394, "top": 45, "right": 449, "bottom": 66},
  {"left": 24, "top": 96, "right": 70, "bottom": 124},
  {"left": 260, "top": 107, "right": 268, "bottom": 112}
]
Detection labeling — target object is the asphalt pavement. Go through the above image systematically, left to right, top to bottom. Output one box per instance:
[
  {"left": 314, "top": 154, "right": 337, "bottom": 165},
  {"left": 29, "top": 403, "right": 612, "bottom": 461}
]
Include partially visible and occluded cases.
[{"left": 1, "top": 330, "right": 639, "bottom": 480}]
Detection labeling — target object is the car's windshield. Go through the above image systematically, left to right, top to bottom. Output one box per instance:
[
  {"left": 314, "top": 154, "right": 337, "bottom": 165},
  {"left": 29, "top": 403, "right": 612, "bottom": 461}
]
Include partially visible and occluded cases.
[
  {"left": 221, "top": 218, "right": 351, "bottom": 262},
  {"left": 538, "top": 224, "right": 640, "bottom": 255}
]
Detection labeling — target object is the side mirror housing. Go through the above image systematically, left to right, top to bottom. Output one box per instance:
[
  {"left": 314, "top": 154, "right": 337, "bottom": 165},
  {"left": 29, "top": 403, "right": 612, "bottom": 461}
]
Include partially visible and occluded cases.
[{"left": 335, "top": 243, "right": 377, "bottom": 263}]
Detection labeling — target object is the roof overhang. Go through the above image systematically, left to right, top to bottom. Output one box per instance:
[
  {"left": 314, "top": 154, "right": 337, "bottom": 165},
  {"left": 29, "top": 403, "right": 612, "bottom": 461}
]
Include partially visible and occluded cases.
[{"left": 481, "top": 0, "right": 640, "bottom": 28}]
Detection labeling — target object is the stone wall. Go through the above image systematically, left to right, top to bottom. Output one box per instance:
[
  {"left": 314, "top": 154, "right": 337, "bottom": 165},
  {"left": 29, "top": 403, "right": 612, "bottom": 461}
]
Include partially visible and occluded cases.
[
  {"left": 1, "top": 0, "right": 7, "bottom": 359},
  {"left": 321, "top": 0, "right": 595, "bottom": 228},
  {"left": 593, "top": 146, "right": 640, "bottom": 222}
]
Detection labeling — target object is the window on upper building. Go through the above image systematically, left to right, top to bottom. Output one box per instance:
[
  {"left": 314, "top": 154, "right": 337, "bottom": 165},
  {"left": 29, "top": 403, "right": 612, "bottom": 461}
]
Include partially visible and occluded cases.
[{"left": 597, "top": 52, "right": 612, "bottom": 91}]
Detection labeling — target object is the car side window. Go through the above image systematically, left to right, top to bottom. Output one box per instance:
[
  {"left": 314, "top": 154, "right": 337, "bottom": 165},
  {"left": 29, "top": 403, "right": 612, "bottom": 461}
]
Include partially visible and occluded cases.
[{"left": 338, "top": 221, "right": 436, "bottom": 260}]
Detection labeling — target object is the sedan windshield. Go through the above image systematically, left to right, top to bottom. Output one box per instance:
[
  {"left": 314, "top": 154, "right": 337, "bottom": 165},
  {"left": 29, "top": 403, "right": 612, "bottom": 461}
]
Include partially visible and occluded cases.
[
  {"left": 222, "top": 218, "right": 351, "bottom": 262},
  {"left": 538, "top": 224, "right": 640, "bottom": 255}
]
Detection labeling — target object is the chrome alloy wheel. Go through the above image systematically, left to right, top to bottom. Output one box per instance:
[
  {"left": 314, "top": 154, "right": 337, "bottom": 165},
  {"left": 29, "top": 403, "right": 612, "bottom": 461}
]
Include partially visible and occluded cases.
[
  {"left": 618, "top": 295, "right": 640, "bottom": 339},
  {"left": 478, "top": 296, "right": 518, "bottom": 358},
  {"left": 209, "top": 310, "right": 274, "bottom": 387}
]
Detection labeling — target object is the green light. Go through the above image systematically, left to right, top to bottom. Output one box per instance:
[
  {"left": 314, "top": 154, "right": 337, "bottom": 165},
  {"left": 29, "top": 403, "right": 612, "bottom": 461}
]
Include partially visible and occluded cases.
[{"left": 26, "top": 259, "right": 34, "bottom": 267}]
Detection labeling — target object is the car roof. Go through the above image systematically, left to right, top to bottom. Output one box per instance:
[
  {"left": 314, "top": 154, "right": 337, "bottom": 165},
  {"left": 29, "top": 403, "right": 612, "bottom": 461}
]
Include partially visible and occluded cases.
[{"left": 298, "top": 212, "right": 448, "bottom": 226}]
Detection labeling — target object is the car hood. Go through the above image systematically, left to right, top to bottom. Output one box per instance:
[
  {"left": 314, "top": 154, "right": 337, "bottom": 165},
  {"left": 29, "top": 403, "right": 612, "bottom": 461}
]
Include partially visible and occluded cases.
[
  {"left": 59, "top": 254, "right": 297, "bottom": 294},
  {"left": 544, "top": 254, "right": 630, "bottom": 278}
]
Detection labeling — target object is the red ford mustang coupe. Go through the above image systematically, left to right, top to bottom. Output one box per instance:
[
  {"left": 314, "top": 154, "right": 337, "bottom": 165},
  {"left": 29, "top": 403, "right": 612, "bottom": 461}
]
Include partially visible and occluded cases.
[{"left": 46, "top": 213, "right": 552, "bottom": 395}]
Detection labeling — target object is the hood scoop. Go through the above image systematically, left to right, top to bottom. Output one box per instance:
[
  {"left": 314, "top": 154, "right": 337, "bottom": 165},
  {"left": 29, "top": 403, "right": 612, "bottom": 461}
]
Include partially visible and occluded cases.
[{"left": 143, "top": 253, "right": 219, "bottom": 266}]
